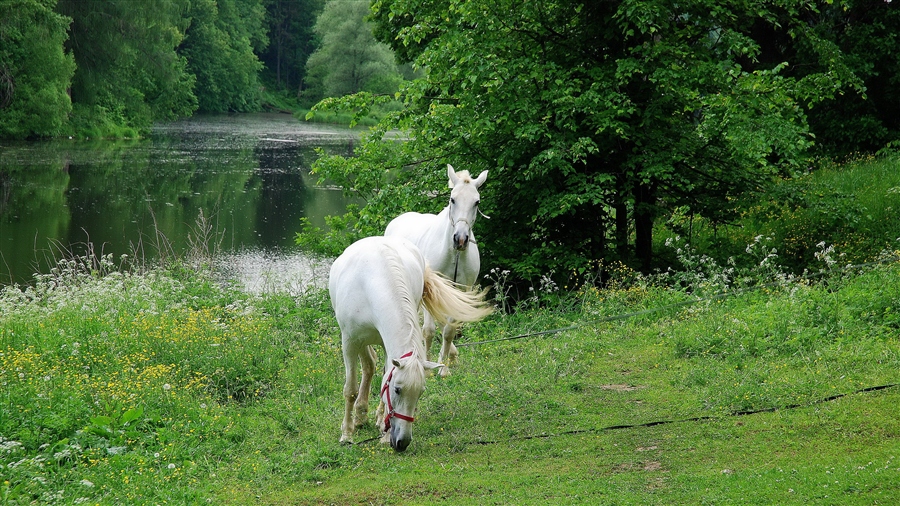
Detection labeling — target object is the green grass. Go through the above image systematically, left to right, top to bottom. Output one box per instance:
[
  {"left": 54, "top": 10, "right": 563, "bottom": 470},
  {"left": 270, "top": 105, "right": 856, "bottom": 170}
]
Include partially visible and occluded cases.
[{"left": 2, "top": 251, "right": 898, "bottom": 504}]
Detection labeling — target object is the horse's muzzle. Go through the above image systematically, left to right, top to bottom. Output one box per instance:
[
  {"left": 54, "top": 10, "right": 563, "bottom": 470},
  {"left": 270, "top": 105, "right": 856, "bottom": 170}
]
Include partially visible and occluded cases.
[
  {"left": 452, "top": 232, "right": 470, "bottom": 251},
  {"left": 390, "top": 427, "right": 411, "bottom": 452}
]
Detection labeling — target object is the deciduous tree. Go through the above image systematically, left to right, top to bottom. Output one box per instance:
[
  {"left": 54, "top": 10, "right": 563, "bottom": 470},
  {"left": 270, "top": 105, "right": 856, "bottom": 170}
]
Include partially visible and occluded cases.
[
  {"left": 0, "top": 0, "right": 75, "bottom": 139},
  {"left": 56, "top": 0, "right": 197, "bottom": 132},
  {"left": 179, "top": 0, "right": 268, "bottom": 113},
  {"left": 303, "top": 0, "right": 401, "bottom": 101},
  {"left": 307, "top": 0, "right": 862, "bottom": 282}
]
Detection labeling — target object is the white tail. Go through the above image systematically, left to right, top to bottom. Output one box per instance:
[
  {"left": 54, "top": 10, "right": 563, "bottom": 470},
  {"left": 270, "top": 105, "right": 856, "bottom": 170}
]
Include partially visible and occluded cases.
[{"left": 422, "top": 265, "right": 493, "bottom": 325}]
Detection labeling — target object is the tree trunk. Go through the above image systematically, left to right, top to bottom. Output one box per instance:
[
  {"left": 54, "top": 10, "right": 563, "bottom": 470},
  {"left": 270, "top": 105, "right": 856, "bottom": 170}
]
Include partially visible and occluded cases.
[
  {"left": 276, "top": 36, "right": 283, "bottom": 87},
  {"left": 614, "top": 173, "right": 629, "bottom": 261},
  {"left": 633, "top": 181, "right": 655, "bottom": 271}
]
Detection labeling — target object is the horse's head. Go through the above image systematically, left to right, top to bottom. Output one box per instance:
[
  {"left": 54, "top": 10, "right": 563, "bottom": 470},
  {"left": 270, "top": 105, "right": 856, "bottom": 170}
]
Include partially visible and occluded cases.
[
  {"left": 447, "top": 164, "right": 488, "bottom": 251},
  {"left": 381, "top": 352, "right": 443, "bottom": 452}
]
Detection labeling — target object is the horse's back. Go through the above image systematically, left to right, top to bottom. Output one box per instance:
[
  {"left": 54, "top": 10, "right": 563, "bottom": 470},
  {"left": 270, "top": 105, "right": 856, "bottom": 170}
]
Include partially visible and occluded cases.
[
  {"left": 385, "top": 211, "right": 438, "bottom": 245},
  {"left": 329, "top": 236, "right": 426, "bottom": 338}
]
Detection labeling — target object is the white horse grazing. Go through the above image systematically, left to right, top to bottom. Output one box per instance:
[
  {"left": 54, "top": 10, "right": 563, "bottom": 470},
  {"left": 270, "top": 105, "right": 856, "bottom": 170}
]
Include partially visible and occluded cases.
[
  {"left": 385, "top": 164, "right": 488, "bottom": 377},
  {"left": 329, "top": 235, "right": 491, "bottom": 452}
]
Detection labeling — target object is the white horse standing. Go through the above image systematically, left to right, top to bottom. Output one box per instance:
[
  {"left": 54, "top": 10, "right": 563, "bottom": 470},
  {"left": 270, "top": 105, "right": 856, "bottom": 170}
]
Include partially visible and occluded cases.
[
  {"left": 385, "top": 164, "right": 488, "bottom": 377},
  {"left": 329, "top": 235, "right": 491, "bottom": 452}
]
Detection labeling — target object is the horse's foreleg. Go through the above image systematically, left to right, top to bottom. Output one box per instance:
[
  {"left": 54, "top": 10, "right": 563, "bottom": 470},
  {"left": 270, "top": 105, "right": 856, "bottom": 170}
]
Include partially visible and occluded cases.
[
  {"left": 438, "top": 319, "right": 460, "bottom": 378},
  {"left": 354, "top": 345, "right": 377, "bottom": 428},
  {"left": 340, "top": 346, "right": 358, "bottom": 444},
  {"left": 376, "top": 395, "right": 391, "bottom": 445}
]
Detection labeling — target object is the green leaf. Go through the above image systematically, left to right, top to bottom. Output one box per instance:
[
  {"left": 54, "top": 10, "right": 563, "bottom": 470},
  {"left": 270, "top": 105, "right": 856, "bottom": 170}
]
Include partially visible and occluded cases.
[
  {"left": 121, "top": 406, "right": 144, "bottom": 425},
  {"left": 90, "top": 415, "right": 114, "bottom": 427}
]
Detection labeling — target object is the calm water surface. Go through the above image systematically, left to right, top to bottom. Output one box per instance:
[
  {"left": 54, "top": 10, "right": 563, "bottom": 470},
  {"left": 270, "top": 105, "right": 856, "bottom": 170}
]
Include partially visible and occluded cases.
[{"left": 0, "top": 113, "right": 360, "bottom": 291}]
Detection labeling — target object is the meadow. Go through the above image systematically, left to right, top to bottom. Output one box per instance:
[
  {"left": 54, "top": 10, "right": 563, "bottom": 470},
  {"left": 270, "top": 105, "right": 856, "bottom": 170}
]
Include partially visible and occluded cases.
[{"left": 2, "top": 157, "right": 900, "bottom": 505}]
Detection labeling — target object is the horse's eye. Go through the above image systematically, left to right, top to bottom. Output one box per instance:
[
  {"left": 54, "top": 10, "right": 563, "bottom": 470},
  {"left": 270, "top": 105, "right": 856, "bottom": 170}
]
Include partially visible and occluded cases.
[
  {"left": 450, "top": 198, "right": 455, "bottom": 205},
  {"left": 475, "top": 200, "right": 480, "bottom": 207},
  {"left": 394, "top": 387, "right": 401, "bottom": 395}
]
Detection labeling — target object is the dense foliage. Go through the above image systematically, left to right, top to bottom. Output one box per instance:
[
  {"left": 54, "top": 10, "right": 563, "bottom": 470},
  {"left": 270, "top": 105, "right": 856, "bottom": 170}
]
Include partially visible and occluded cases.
[
  {"left": 0, "top": 0, "right": 75, "bottom": 138},
  {"left": 0, "top": 0, "right": 395, "bottom": 137},
  {"left": 56, "top": 0, "right": 197, "bottom": 136},
  {"left": 180, "top": 0, "right": 268, "bottom": 113},
  {"left": 258, "top": 0, "right": 323, "bottom": 98},
  {"left": 305, "top": 0, "right": 899, "bottom": 284},
  {"left": 801, "top": 0, "right": 900, "bottom": 156}
]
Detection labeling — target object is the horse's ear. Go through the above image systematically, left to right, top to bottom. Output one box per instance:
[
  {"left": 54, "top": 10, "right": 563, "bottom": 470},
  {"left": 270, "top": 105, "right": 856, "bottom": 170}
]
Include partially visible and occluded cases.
[
  {"left": 447, "top": 164, "right": 458, "bottom": 188},
  {"left": 473, "top": 170, "right": 488, "bottom": 189},
  {"left": 423, "top": 360, "right": 444, "bottom": 372}
]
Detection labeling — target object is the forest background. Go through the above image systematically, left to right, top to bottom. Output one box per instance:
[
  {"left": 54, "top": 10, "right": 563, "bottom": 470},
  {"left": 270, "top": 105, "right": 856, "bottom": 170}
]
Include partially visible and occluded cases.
[{"left": 0, "top": 0, "right": 402, "bottom": 139}]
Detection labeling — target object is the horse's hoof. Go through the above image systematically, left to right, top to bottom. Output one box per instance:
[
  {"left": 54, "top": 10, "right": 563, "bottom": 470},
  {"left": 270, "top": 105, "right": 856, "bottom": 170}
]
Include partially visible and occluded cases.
[
  {"left": 439, "top": 367, "right": 452, "bottom": 378},
  {"left": 339, "top": 435, "right": 353, "bottom": 445}
]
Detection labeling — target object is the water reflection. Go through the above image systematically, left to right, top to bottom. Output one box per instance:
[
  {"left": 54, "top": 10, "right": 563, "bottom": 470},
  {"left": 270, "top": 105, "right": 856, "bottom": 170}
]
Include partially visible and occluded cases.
[{"left": 0, "top": 113, "right": 360, "bottom": 286}]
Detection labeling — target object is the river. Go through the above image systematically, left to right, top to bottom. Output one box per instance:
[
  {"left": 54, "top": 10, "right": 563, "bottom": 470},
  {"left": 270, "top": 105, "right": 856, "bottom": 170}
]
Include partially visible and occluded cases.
[{"left": 0, "top": 113, "right": 360, "bottom": 292}]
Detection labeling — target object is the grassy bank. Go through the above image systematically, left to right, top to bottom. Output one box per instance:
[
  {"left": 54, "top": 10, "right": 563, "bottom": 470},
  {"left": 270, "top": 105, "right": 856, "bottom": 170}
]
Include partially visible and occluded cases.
[
  {"left": 259, "top": 87, "right": 384, "bottom": 129},
  {"left": 661, "top": 155, "right": 900, "bottom": 271},
  {"left": 2, "top": 248, "right": 898, "bottom": 504}
]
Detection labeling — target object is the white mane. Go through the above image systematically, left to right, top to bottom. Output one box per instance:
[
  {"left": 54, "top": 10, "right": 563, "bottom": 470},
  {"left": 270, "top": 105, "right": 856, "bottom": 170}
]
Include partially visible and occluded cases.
[{"left": 380, "top": 243, "right": 427, "bottom": 361}]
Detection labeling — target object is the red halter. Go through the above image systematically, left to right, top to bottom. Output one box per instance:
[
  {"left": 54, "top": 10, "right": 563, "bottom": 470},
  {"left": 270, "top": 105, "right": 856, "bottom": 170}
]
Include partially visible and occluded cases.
[{"left": 381, "top": 351, "right": 416, "bottom": 431}]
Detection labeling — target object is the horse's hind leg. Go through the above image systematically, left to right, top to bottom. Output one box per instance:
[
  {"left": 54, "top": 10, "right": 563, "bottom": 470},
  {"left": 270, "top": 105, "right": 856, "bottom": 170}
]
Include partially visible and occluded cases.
[
  {"left": 422, "top": 309, "right": 437, "bottom": 359},
  {"left": 438, "top": 319, "right": 460, "bottom": 378},
  {"left": 340, "top": 343, "right": 359, "bottom": 444},
  {"left": 353, "top": 345, "right": 377, "bottom": 428}
]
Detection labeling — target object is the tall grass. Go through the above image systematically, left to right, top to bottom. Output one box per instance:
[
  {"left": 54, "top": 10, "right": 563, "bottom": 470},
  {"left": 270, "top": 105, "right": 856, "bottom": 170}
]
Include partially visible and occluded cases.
[
  {"left": 661, "top": 155, "right": 900, "bottom": 271},
  {"left": 0, "top": 254, "right": 329, "bottom": 503}
]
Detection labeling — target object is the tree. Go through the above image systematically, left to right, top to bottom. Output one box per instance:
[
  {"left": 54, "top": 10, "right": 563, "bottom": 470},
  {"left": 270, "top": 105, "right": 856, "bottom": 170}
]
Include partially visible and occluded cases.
[
  {"left": 0, "top": 0, "right": 75, "bottom": 139},
  {"left": 56, "top": 0, "right": 197, "bottom": 132},
  {"left": 179, "top": 0, "right": 268, "bottom": 113},
  {"left": 259, "top": 0, "right": 323, "bottom": 96},
  {"left": 303, "top": 0, "right": 401, "bottom": 101},
  {"left": 307, "top": 0, "right": 861, "bottom": 283},
  {"left": 800, "top": 0, "right": 900, "bottom": 156}
]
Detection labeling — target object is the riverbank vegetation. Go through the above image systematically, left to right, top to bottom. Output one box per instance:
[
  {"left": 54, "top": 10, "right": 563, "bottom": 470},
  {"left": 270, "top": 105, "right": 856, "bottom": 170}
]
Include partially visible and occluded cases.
[
  {"left": 2, "top": 1, "right": 899, "bottom": 150},
  {"left": 3, "top": 154, "right": 899, "bottom": 504}
]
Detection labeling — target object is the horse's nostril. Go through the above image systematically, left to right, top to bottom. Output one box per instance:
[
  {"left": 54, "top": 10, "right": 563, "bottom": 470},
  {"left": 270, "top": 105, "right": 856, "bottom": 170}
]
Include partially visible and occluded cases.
[
  {"left": 454, "top": 233, "right": 469, "bottom": 250},
  {"left": 391, "top": 432, "right": 410, "bottom": 452},
  {"left": 393, "top": 441, "right": 409, "bottom": 452}
]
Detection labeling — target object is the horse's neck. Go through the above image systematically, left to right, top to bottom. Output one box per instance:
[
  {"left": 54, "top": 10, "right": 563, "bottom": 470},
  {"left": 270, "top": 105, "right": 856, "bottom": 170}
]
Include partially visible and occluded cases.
[{"left": 381, "top": 325, "right": 422, "bottom": 360}]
